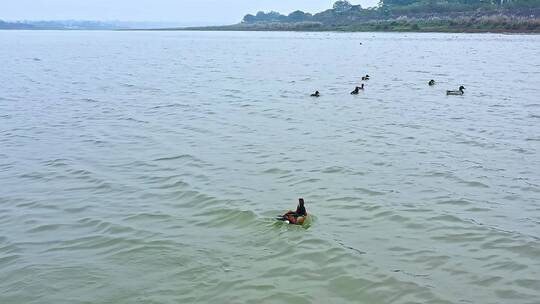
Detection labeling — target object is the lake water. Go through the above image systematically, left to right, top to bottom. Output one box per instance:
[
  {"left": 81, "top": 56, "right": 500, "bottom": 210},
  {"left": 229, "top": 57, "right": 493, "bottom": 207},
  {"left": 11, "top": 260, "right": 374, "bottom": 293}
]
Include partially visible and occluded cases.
[{"left": 1, "top": 31, "right": 539, "bottom": 304}]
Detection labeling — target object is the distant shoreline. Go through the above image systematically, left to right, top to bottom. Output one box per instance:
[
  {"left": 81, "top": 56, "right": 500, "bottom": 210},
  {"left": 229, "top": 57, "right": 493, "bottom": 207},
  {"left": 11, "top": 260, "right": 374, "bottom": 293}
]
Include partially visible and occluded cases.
[
  {"left": 158, "top": 3, "right": 540, "bottom": 34},
  {"left": 145, "top": 26, "right": 540, "bottom": 34},
  {"left": 1, "top": 27, "right": 538, "bottom": 34}
]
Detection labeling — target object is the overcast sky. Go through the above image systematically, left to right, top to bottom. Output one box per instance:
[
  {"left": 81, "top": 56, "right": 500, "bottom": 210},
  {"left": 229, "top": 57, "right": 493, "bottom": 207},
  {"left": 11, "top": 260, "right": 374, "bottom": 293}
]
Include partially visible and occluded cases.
[{"left": 0, "top": 0, "right": 378, "bottom": 24}]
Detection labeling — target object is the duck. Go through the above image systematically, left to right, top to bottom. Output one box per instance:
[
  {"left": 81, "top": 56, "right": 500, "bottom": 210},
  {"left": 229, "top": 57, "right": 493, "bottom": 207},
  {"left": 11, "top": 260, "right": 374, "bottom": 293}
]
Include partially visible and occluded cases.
[
  {"left": 361, "top": 75, "right": 370, "bottom": 81},
  {"left": 428, "top": 79, "right": 436, "bottom": 86},
  {"left": 350, "top": 84, "right": 364, "bottom": 95},
  {"left": 446, "top": 86, "right": 465, "bottom": 95},
  {"left": 310, "top": 91, "right": 320, "bottom": 97},
  {"left": 278, "top": 198, "right": 308, "bottom": 225}
]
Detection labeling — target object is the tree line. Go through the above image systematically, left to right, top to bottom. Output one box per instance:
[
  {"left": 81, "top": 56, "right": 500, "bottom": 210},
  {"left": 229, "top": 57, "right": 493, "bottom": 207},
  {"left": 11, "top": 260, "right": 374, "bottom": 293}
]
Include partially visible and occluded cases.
[{"left": 241, "top": 0, "right": 540, "bottom": 24}]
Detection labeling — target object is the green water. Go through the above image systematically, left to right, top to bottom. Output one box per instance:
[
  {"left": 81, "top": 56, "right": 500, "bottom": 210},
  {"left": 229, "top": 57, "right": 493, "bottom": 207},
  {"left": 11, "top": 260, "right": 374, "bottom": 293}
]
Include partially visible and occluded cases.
[{"left": 0, "top": 31, "right": 539, "bottom": 303}]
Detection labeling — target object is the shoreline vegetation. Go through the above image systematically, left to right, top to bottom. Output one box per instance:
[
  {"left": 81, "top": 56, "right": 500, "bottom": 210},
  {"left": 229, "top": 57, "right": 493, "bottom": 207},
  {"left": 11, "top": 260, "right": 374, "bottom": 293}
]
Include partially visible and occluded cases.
[
  {"left": 1, "top": 1, "right": 539, "bottom": 33},
  {"left": 169, "top": 1, "right": 540, "bottom": 33}
]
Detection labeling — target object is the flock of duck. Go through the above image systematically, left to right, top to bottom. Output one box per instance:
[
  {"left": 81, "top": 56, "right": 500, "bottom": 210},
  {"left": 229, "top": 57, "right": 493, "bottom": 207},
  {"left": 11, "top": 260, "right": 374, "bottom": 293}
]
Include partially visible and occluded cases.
[{"left": 310, "top": 75, "right": 466, "bottom": 97}]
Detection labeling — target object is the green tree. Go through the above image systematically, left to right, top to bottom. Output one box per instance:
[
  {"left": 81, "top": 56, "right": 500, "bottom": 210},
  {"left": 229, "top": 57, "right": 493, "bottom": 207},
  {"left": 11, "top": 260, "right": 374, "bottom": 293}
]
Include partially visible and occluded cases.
[
  {"left": 333, "top": 0, "right": 353, "bottom": 12},
  {"left": 382, "top": 0, "right": 418, "bottom": 6},
  {"left": 288, "top": 10, "right": 313, "bottom": 22},
  {"left": 242, "top": 14, "right": 256, "bottom": 23}
]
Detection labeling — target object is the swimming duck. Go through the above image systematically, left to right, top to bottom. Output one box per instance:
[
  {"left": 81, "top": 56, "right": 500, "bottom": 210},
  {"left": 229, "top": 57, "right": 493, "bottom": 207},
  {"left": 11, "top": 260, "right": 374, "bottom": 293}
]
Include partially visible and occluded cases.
[
  {"left": 361, "top": 75, "right": 370, "bottom": 81},
  {"left": 428, "top": 79, "right": 436, "bottom": 86},
  {"left": 350, "top": 84, "right": 364, "bottom": 95},
  {"left": 446, "top": 86, "right": 465, "bottom": 95},
  {"left": 310, "top": 91, "right": 320, "bottom": 97},
  {"left": 278, "top": 198, "right": 308, "bottom": 225}
]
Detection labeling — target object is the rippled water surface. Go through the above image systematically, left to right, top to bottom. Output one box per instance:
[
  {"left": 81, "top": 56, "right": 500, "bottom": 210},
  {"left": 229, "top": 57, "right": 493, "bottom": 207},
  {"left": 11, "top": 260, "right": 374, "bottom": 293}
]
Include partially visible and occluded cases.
[{"left": 1, "top": 31, "right": 540, "bottom": 303}]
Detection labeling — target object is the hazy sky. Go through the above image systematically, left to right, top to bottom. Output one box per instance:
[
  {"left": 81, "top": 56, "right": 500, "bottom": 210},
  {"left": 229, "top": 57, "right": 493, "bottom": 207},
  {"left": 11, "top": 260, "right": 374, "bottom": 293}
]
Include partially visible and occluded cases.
[{"left": 0, "top": 0, "right": 378, "bottom": 24}]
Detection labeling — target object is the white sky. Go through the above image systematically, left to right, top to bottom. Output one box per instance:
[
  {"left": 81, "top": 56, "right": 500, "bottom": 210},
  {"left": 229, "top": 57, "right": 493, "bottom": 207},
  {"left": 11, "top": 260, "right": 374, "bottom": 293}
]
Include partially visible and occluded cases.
[{"left": 0, "top": 0, "right": 378, "bottom": 24}]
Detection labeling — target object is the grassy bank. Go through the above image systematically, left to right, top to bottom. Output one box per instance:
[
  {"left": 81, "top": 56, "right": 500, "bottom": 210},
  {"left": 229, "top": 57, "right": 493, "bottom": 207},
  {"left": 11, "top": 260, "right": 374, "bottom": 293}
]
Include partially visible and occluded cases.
[
  {"left": 162, "top": 15, "right": 540, "bottom": 33},
  {"left": 335, "top": 16, "right": 540, "bottom": 32}
]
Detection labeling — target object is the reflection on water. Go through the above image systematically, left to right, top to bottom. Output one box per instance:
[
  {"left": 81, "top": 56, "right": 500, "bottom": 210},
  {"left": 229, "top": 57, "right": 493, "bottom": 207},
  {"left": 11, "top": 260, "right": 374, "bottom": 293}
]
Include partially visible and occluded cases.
[{"left": 0, "top": 31, "right": 539, "bottom": 304}]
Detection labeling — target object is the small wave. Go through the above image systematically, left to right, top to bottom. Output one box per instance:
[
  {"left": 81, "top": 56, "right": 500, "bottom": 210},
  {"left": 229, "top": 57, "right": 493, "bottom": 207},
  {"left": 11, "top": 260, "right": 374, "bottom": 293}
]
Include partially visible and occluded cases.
[
  {"left": 81, "top": 98, "right": 99, "bottom": 103},
  {"left": 151, "top": 103, "right": 188, "bottom": 109},
  {"left": 122, "top": 117, "right": 149, "bottom": 124},
  {"left": 456, "top": 140, "right": 488, "bottom": 148},
  {"left": 153, "top": 154, "right": 197, "bottom": 162},
  {"left": 42, "top": 158, "right": 70, "bottom": 168},
  {"left": 320, "top": 166, "right": 345, "bottom": 174},
  {"left": 262, "top": 168, "right": 291, "bottom": 174},
  {"left": 66, "top": 169, "right": 92, "bottom": 177},
  {"left": 18, "top": 172, "right": 46, "bottom": 180},
  {"left": 290, "top": 178, "right": 321, "bottom": 186},
  {"left": 154, "top": 179, "right": 190, "bottom": 189},
  {"left": 460, "top": 180, "right": 490, "bottom": 188},
  {"left": 66, "top": 181, "right": 114, "bottom": 193},
  {"left": 353, "top": 187, "right": 385, "bottom": 196},
  {"left": 174, "top": 191, "right": 219, "bottom": 209},
  {"left": 327, "top": 196, "right": 362, "bottom": 205},
  {"left": 436, "top": 199, "right": 472, "bottom": 206},
  {"left": 64, "top": 206, "right": 91, "bottom": 213},
  {"left": 466, "top": 207, "right": 491, "bottom": 212},
  {"left": 194, "top": 208, "right": 258, "bottom": 229},
  {"left": 373, "top": 210, "right": 394, "bottom": 218},
  {"left": 124, "top": 213, "right": 174, "bottom": 223},
  {"left": 388, "top": 214, "right": 410, "bottom": 223},
  {"left": 428, "top": 214, "right": 465, "bottom": 223},
  {"left": 27, "top": 224, "right": 63, "bottom": 233},
  {"left": 43, "top": 235, "right": 138, "bottom": 254},
  {"left": 334, "top": 240, "right": 366, "bottom": 255},
  {"left": 0, "top": 242, "right": 19, "bottom": 255},
  {"left": 0, "top": 254, "right": 20, "bottom": 266},
  {"left": 484, "top": 260, "right": 528, "bottom": 272},
  {"left": 391, "top": 269, "right": 429, "bottom": 278},
  {"left": 471, "top": 276, "right": 503, "bottom": 287},
  {"left": 513, "top": 278, "right": 540, "bottom": 292}
]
